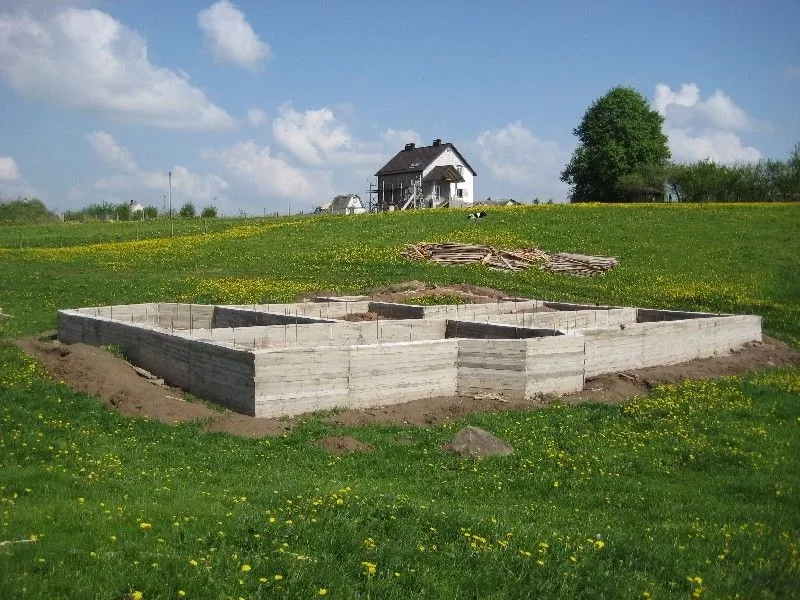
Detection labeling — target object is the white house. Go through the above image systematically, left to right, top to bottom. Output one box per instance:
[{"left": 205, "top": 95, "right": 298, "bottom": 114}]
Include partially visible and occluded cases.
[
  {"left": 375, "top": 139, "right": 476, "bottom": 210},
  {"left": 328, "top": 194, "right": 366, "bottom": 215}
]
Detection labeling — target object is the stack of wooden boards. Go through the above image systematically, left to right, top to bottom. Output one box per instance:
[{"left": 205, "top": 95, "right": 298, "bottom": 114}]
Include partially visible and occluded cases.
[
  {"left": 402, "top": 242, "right": 617, "bottom": 276},
  {"left": 543, "top": 253, "right": 619, "bottom": 277}
]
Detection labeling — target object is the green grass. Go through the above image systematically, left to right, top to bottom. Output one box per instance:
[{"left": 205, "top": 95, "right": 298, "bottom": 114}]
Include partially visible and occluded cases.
[{"left": 1, "top": 203, "right": 799, "bottom": 598}]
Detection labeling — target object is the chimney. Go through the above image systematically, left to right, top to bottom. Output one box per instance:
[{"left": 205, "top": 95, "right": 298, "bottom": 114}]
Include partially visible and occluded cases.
[
  {"left": 432, "top": 139, "right": 442, "bottom": 146},
  {"left": 404, "top": 143, "right": 416, "bottom": 151}
]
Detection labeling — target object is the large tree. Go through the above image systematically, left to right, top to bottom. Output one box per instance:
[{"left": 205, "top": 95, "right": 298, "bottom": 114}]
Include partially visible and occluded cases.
[{"left": 561, "top": 86, "right": 670, "bottom": 202}]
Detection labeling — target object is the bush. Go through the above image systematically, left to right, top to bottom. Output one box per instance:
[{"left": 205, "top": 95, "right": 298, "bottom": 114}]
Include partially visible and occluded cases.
[
  {"left": 0, "top": 198, "right": 59, "bottom": 224},
  {"left": 179, "top": 202, "right": 196, "bottom": 218},
  {"left": 200, "top": 205, "right": 218, "bottom": 218},
  {"left": 143, "top": 206, "right": 159, "bottom": 219}
]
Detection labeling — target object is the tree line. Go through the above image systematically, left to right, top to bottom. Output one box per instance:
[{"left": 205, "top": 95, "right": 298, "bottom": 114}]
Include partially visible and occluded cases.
[
  {"left": 561, "top": 86, "right": 799, "bottom": 203},
  {"left": 62, "top": 201, "right": 218, "bottom": 222}
]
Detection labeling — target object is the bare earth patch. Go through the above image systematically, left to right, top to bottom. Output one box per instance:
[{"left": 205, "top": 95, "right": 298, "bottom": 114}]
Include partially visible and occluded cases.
[
  {"left": 14, "top": 331, "right": 800, "bottom": 437},
  {"left": 14, "top": 336, "right": 287, "bottom": 438},
  {"left": 314, "top": 436, "right": 374, "bottom": 455}
]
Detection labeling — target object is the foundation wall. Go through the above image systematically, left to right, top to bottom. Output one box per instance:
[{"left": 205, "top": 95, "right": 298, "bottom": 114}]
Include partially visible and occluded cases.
[
  {"left": 58, "top": 302, "right": 763, "bottom": 419},
  {"left": 213, "top": 306, "right": 336, "bottom": 328},
  {"left": 486, "top": 308, "right": 637, "bottom": 331},
  {"left": 58, "top": 310, "right": 255, "bottom": 414},
  {"left": 583, "top": 314, "right": 762, "bottom": 377},
  {"left": 186, "top": 319, "right": 447, "bottom": 349},
  {"left": 456, "top": 335, "right": 585, "bottom": 399},
  {"left": 254, "top": 340, "right": 458, "bottom": 417}
]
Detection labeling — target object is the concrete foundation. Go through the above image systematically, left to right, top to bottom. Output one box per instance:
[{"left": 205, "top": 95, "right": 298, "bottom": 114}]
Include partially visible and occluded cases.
[{"left": 57, "top": 299, "right": 762, "bottom": 418}]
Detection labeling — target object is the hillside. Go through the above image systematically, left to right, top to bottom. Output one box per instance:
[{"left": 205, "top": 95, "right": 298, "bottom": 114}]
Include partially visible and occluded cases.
[{"left": 1, "top": 203, "right": 799, "bottom": 599}]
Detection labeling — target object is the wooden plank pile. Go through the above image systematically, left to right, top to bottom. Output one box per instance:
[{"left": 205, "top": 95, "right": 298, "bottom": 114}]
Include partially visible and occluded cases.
[
  {"left": 402, "top": 242, "right": 547, "bottom": 272},
  {"left": 543, "top": 253, "right": 619, "bottom": 277}
]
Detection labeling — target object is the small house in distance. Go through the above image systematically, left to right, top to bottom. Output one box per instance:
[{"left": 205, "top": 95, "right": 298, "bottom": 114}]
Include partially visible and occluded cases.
[
  {"left": 375, "top": 139, "right": 476, "bottom": 211},
  {"left": 325, "top": 194, "right": 366, "bottom": 215}
]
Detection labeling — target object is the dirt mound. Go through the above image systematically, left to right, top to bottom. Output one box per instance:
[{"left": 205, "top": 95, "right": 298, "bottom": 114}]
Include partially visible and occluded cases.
[
  {"left": 301, "top": 281, "right": 511, "bottom": 306},
  {"left": 14, "top": 336, "right": 288, "bottom": 437},
  {"left": 314, "top": 436, "right": 373, "bottom": 454}
]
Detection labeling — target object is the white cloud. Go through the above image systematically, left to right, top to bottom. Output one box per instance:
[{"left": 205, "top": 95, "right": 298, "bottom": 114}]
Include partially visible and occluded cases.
[
  {"left": 197, "top": 1, "right": 270, "bottom": 71},
  {"left": 0, "top": 8, "right": 236, "bottom": 131},
  {"left": 653, "top": 83, "right": 762, "bottom": 163},
  {"left": 272, "top": 104, "right": 386, "bottom": 170},
  {"left": 273, "top": 105, "right": 352, "bottom": 166},
  {"left": 247, "top": 107, "right": 267, "bottom": 127},
  {"left": 476, "top": 122, "right": 568, "bottom": 198},
  {"left": 380, "top": 128, "right": 422, "bottom": 148},
  {"left": 665, "top": 129, "right": 762, "bottom": 164},
  {"left": 86, "top": 130, "right": 138, "bottom": 172},
  {"left": 76, "top": 133, "right": 228, "bottom": 206},
  {"left": 209, "top": 140, "right": 326, "bottom": 201},
  {"left": 0, "top": 155, "right": 20, "bottom": 181}
]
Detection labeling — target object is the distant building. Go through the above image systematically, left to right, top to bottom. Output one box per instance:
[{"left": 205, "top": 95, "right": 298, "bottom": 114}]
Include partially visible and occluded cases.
[
  {"left": 375, "top": 139, "right": 476, "bottom": 210},
  {"left": 326, "top": 194, "right": 366, "bottom": 215},
  {"left": 479, "top": 198, "right": 523, "bottom": 207}
]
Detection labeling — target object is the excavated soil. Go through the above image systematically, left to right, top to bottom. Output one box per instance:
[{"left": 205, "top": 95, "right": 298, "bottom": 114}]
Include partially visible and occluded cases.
[{"left": 15, "top": 334, "right": 798, "bottom": 436}]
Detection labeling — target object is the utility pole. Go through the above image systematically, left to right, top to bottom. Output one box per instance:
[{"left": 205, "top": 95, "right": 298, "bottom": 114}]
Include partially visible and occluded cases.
[{"left": 169, "top": 170, "right": 173, "bottom": 236}]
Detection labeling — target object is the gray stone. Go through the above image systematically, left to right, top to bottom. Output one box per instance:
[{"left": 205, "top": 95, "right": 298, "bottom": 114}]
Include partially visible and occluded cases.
[{"left": 444, "top": 426, "right": 514, "bottom": 459}]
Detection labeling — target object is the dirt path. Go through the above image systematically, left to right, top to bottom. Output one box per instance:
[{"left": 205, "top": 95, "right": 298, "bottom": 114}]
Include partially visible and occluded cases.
[{"left": 14, "top": 334, "right": 798, "bottom": 436}]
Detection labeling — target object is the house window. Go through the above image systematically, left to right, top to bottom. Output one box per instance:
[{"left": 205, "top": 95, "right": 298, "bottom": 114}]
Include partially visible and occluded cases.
[
  {"left": 456, "top": 165, "right": 463, "bottom": 174},
  {"left": 456, "top": 188, "right": 464, "bottom": 198}
]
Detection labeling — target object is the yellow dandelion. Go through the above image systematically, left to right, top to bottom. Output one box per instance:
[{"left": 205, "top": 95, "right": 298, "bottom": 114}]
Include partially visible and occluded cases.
[
  {"left": 241, "top": 564, "right": 251, "bottom": 572},
  {"left": 317, "top": 589, "right": 328, "bottom": 596}
]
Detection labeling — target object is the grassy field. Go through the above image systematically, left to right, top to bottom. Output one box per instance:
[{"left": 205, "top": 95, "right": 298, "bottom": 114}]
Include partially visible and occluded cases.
[{"left": 1, "top": 203, "right": 799, "bottom": 599}]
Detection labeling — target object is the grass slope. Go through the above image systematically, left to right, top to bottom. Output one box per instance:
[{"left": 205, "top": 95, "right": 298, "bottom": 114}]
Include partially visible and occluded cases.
[{"left": 1, "top": 203, "right": 799, "bottom": 599}]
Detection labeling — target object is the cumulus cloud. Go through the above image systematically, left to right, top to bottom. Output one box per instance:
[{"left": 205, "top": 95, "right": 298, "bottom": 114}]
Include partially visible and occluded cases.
[
  {"left": 197, "top": 1, "right": 270, "bottom": 71},
  {"left": 0, "top": 7, "right": 236, "bottom": 131},
  {"left": 653, "top": 83, "right": 762, "bottom": 163},
  {"left": 272, "top": 104, "right": 388, "bottom": 170},
  {"left": 247, "top": 108, "right": 267, "bottom": 127},
  {"left": 476, "top": 122, "right": 568, "bottom": 198},
  {"left": 380, "top": 128, "right": 422, "bottom": 148},
  {"left": 86, "top": 131, "right": 138, "bottom": 172},
  {"left": 75, "top": 132, "right": 228, "bottom": 206},
  {"left": 209, "top": 140, "right": 325, "bottom": 200},
  {"left": 0, "top": 155, "right": 20, "bottom": 181}
]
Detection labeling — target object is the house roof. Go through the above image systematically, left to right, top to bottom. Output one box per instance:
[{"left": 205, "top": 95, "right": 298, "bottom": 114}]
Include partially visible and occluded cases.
[
  {"left": 375, "top": 142, "right": 477, "bottom": 177},
  {"left": 423, "top": 165, "right": 465, "bottom": 183}
]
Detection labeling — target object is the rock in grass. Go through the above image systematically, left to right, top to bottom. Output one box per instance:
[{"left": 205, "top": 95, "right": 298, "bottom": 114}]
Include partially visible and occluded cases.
[{"left": 444, "top": 426, "right": 513, "bottom": 459}]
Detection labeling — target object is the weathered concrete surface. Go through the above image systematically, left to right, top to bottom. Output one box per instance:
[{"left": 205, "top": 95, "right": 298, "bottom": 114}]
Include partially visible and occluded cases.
[{"left": 57, "top": 300, "right": 762, "bottom": 418}]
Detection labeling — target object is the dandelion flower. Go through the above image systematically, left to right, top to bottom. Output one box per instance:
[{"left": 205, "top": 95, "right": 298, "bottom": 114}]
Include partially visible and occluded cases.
[
  {"left": 241, "top": 564, "right": 251, "bottom": 572},
  {"left": 318, "top": 589, "right": 328, "bottom": 596},
  {"left": 131, "top": 592, "right": 143, "bottom": 600}
]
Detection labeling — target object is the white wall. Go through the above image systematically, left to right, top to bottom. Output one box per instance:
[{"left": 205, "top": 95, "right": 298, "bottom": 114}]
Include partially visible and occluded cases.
[{"left": 423, "top": 146, "right": 474, "bottom": 208}]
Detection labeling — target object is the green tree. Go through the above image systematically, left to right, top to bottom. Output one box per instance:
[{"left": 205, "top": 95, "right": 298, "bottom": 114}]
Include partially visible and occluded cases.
[
  {"left": 561, "top": 86, "right": 670, "bottom": 202},
  {"left": 178, "top": 202, "right": 196, "bottom": 218},
  {"left": 200, "top": 205, "right": 218, "bottom": 218}
]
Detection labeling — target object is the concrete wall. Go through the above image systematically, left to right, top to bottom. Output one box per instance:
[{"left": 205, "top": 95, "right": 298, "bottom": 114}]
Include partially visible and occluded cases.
[
  {"left": 58, "top": 302, "right": 763, "bottom": 419},
  {"left": 213, "top": 306, "right": 336, "bottom": 328},
  {"left": 486, "top": 308, "right": 636, "bottom": 332},
  {"left": 58, "top": 310, "right": 255, "bottom": 414},
  {"left": 583, "top": 314, "right": 762, "bottom": 377},
  {"left": 187, "top": 319, "right": 447, "bottom": 349},
  {"left": 445, "top": 320, "right": 563, "bottom": 339},
  {"left": 456, "top": 334, "right": 584, "bottom": 399},
  {"left": 254, "top": 340, "right": 458, "bottom": 418}
]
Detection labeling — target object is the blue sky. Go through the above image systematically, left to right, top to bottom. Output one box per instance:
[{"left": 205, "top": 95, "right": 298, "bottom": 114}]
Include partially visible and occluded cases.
[{"left": 0, "top": 0, "right": 797, "bottom": 215}]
